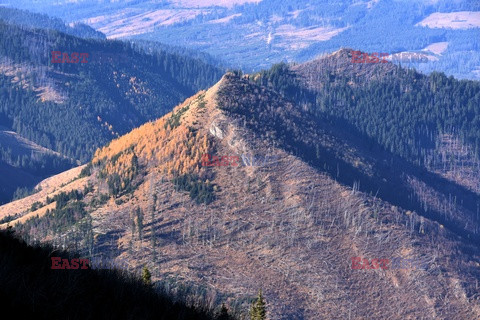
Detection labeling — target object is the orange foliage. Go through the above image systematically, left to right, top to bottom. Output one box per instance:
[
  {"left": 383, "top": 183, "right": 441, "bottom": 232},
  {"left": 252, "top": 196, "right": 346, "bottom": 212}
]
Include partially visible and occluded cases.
[{"left": 93, "top": 92, "right": 211, "bottom": 180}]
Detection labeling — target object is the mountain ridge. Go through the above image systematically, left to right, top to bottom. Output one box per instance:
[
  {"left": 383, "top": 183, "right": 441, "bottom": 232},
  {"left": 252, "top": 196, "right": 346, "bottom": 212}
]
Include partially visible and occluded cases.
[
  {"left": 8, "top": 0, "right": 478, "bottom": 79},
  {"left": 4, "top": 67, "right": 480, "bottom": 318}
]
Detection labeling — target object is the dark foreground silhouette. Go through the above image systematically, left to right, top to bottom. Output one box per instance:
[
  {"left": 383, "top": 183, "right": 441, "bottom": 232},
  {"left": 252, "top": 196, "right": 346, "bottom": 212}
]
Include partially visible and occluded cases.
[{"left": 0, "top": 228, "right": 233, "bottom": 320}]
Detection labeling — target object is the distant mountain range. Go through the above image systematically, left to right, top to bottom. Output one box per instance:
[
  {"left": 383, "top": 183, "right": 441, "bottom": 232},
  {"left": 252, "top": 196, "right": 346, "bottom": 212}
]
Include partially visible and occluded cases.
[
  {"left": 2, "top": 0, "right": 479, "bottom": 79},
  {"left": 0, "top": 6, "right": 105, "bottom": 39},
  {"left": 3, "top": 51, "right": 479, "bottom": 319}
]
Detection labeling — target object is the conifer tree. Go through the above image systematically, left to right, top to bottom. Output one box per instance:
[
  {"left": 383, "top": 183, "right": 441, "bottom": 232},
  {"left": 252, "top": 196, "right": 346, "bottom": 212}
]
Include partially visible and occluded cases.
[
  {"left": 142, "top": 265, "right": 152, "bottom": 287},
  {"left": 250, "top": 289, "right": 266, "bottom": 320}
]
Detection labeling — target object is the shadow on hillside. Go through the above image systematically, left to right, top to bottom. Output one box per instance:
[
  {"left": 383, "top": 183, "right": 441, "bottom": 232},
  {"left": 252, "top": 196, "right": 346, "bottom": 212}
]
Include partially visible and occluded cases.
[
  {"left": 218, "top": 73, "right": 480, "bottom": 249},
  {"left": 307, "top": 114, "right": 480, "bottom": 247},
  {"left": 0, "top": 228, "right": 233, "bottom": 320}
]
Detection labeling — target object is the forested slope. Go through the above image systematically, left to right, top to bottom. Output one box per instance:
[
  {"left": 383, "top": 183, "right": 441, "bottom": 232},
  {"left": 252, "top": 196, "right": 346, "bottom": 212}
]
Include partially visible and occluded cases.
[
  {"left": 0, "top": 6, "right": 105, "bottom": 39},
  {"left": 0, "top": 19, "right": 223, "bottom": 202},
  {"left": 0, "top": 20, "right": 223, "bottom": 162},
  {"left": 255, "top": 49, "right": 480, "bottom": 167},
  {"left": 0, "top": 126, "right": 75, "bottom": 204}
]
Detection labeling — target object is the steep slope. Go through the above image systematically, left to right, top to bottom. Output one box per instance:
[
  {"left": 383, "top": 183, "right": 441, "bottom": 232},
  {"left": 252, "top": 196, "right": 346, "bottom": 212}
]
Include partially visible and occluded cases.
[
  {"left": 0, "top": 20, "right": 223, "bottom": 163},
  {"left": 253, "top": 49, "right": 480, "bottom": 245},
  {"left": 4, "top": 72, "right": 480, "bottom": 319},
  {"left": 0, "top": 162, "right": 37, "bottom": 205},
  {"left": 0, "top": 165, "right": 86, "bottom": 227}
]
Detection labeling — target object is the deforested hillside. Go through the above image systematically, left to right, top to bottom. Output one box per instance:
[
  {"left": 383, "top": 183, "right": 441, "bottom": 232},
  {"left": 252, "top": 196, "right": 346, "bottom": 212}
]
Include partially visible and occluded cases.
[
  {"left": 252, "top": 49, "right": 480, "bottom": 244},
  {"left": 3, "top": 70, "right": 480, "bottom": 319}
]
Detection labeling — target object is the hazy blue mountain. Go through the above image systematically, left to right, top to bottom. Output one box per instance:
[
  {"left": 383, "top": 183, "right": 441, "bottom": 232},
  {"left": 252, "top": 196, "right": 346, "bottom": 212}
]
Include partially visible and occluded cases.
[
  {"left": 2, "top": 0, "right": 479, "bottom": 79},
  {"left": 0, "top": 6, "right": 105, "bottom": 39}
]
